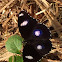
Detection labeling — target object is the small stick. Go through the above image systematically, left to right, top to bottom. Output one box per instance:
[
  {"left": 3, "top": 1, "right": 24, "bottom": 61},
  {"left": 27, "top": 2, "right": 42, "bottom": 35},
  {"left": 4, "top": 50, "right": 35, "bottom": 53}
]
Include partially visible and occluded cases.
[{"left": 36, "top": 9, "right": 46, "bottom": 15}]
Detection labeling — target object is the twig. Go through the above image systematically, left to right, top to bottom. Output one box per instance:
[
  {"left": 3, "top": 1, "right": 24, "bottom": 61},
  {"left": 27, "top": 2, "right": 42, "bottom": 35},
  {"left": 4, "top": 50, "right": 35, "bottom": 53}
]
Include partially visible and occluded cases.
[{"left": 36, "top": 10, "right": 46, "bottom": 15}]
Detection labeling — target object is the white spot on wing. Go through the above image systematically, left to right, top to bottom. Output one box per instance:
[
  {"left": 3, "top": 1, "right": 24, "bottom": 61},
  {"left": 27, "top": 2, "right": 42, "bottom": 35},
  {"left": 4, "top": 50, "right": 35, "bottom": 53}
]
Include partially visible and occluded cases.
[
  {"left": 19, "top": 13, "right": 24, "bottom": 17},
  {"left": 20, "top": 21, "right": 28, "bottom": 26},
  {"left": 35, "top": 31, "right": 40, "bottom": 36},
  {"left": 37, "top": 45, "right": 42, "bottom": 50},
  {"left": 25, "top": 56, "right": 33, "bottom": 60}
]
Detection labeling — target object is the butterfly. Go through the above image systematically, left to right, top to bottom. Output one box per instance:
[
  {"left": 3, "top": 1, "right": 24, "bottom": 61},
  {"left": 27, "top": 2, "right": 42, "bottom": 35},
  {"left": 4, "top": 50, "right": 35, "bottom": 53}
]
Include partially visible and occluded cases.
[
  {"left": 18, "top": 11, "right": 52, "bottom": 62},
  {"left": 23, "top": 40, "right": 52, "bottom": 62}
]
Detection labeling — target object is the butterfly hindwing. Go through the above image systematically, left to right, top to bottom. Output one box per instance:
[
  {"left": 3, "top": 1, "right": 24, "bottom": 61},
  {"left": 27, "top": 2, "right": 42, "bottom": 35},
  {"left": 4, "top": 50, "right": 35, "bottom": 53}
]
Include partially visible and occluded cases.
[{"left": 23, "top": 40, "right": 52, "bottom": 62}]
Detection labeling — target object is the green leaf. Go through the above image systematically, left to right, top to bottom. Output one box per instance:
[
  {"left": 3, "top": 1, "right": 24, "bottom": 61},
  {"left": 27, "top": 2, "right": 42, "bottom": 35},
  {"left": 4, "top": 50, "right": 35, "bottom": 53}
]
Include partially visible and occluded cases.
[
  {"left": 5, "top": 34, "right": 24, "bottom": 54},
  {"left": 9, "top": 56, "right": 23, "bottom": 62},
  {"left": 9, "top": 56, "right": 12, "bottom": 62},
  {"left": 15, "top": 56, "right": 23, "bottom": 62}
]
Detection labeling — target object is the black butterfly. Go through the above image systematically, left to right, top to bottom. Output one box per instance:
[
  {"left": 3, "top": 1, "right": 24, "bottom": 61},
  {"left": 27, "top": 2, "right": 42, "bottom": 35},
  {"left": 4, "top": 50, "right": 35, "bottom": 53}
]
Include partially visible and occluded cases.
[
  {"left": 18, "top": 11, "right": 37, "bottom": 40},
  {"left": 18, "top": 11, "right": 52, "bottom": 62},
  {"left": 23, "top": 40, "right": 52, "bottom": 62}
]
